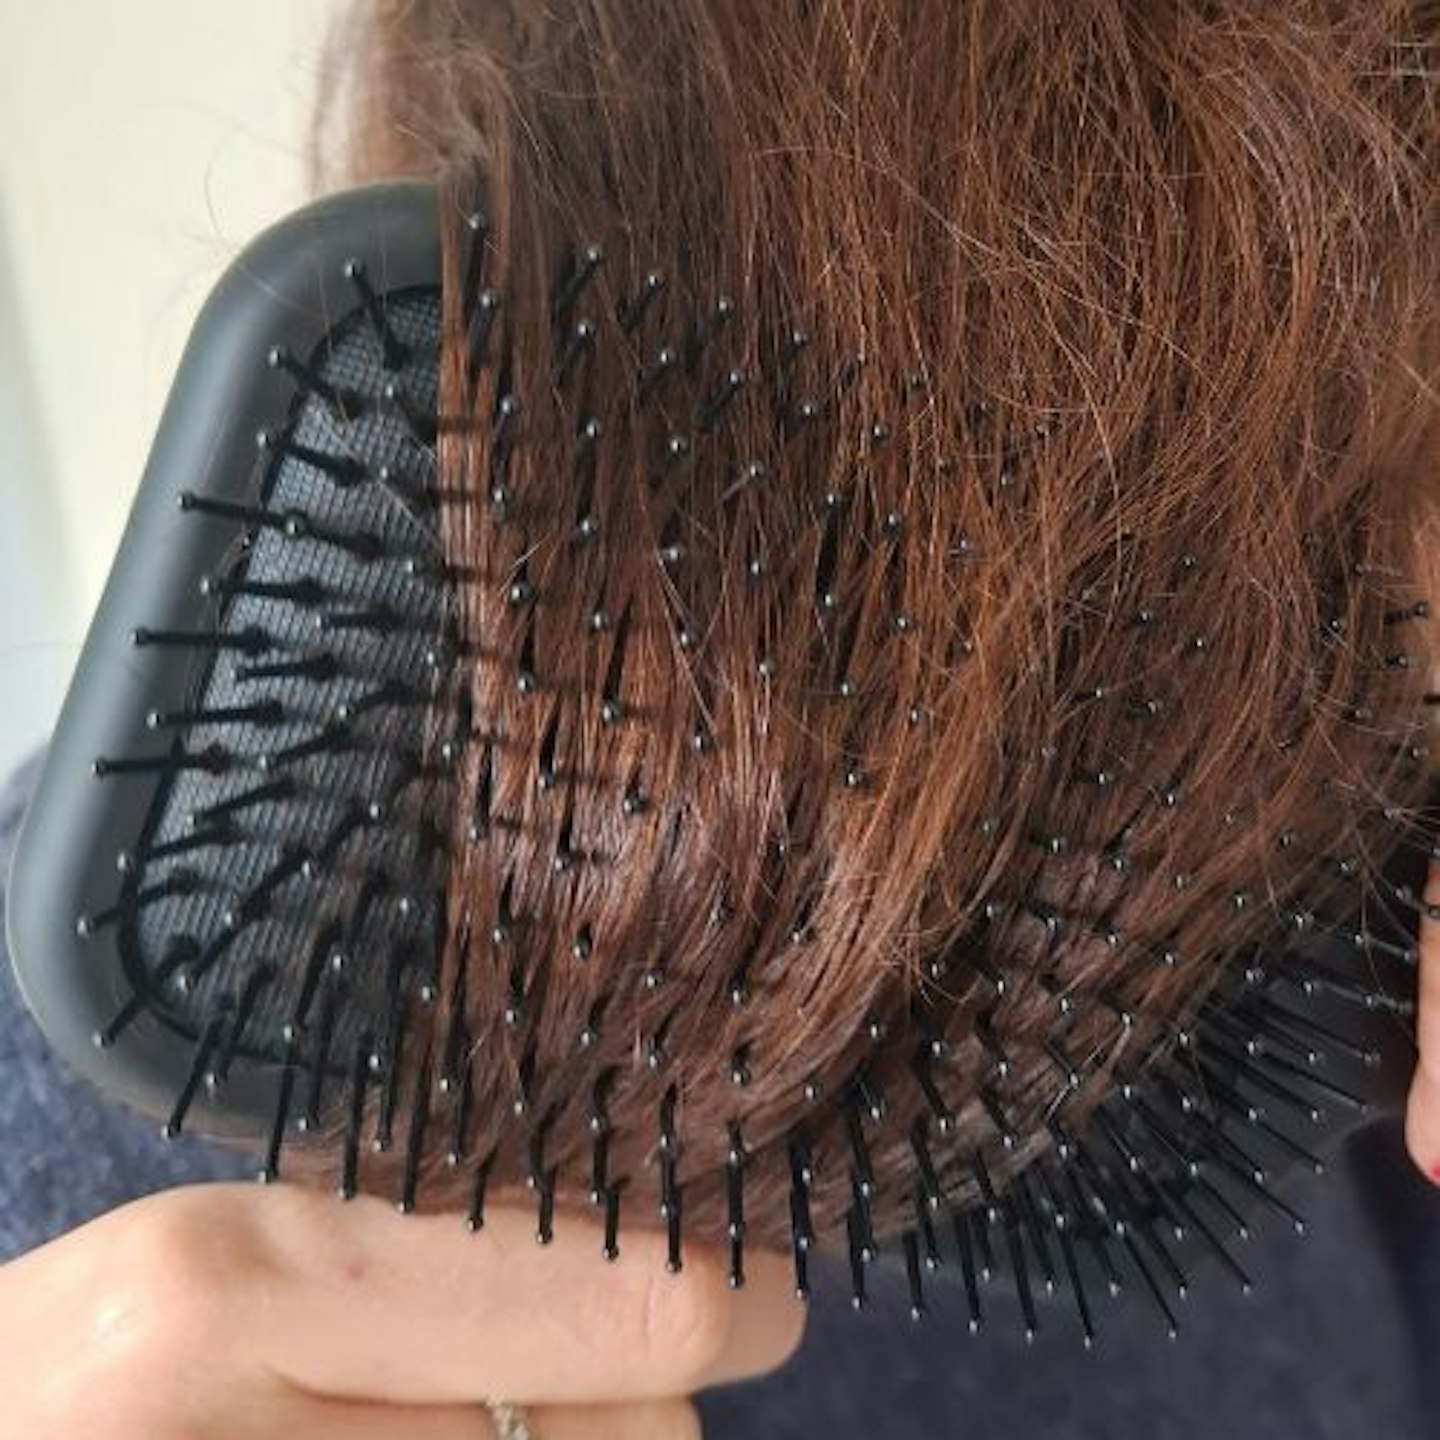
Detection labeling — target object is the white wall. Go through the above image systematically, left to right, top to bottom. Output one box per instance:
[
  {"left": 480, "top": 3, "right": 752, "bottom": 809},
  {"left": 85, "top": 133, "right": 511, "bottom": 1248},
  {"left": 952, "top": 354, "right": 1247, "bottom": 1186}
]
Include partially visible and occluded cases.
[{"left": 0, "top": 0, "right": 343, "bottom": 777}]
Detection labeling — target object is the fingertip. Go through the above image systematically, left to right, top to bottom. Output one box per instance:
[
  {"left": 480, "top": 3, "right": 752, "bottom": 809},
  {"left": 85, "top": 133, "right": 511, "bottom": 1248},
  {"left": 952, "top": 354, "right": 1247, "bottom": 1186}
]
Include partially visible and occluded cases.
[
  {"left": 1404, "top": 1066, "right": 1440, "bottom": 1185},
  {"left": 697, "top": 1246, "right": 808, "bottom": 1390}
]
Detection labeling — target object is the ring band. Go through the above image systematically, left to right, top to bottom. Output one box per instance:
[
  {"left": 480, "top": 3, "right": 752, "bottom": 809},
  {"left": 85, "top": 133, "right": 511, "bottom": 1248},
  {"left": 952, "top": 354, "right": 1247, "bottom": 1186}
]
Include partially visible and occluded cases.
[{"left": 486, "top": 1400, "right": 535, "bottom": 1440}]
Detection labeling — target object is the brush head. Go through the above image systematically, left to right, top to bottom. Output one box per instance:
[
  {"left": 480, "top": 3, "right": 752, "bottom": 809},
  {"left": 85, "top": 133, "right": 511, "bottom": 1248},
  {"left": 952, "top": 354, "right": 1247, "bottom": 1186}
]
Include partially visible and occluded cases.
[
  {"left": 6, "top": 178, "right": 1437, "bottom": 1343},
  {"left": 7, "top": 181, "right": 449, "bottom": 1142}
]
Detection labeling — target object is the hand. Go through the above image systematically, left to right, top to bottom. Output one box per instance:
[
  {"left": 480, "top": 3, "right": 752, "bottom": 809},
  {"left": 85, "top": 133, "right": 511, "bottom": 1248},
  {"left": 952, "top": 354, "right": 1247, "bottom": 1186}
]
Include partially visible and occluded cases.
[
  {"left": 1403, "top": 546, "right": 1439, "bottom": 1182},
  {"left": 1405, "top": 857, "right": 1440, "bottom": 1184},
  {"left": 0, "top": 1182, "right": 806, "bottom": 1438}
]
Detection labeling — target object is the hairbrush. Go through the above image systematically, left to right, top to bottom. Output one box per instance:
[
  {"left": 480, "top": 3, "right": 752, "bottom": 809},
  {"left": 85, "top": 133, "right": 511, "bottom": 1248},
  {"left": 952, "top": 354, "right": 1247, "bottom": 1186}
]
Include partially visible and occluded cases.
[{"left": 7, "top": 177, "right": 1437, "bottom": 1346}]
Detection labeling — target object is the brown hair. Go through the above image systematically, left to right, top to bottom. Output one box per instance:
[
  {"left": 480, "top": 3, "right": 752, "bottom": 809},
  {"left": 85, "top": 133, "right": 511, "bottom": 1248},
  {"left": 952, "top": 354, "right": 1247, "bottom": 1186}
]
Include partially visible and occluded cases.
[{"left": 294, "top": 0, "right": 1440, "bottom": 1255}]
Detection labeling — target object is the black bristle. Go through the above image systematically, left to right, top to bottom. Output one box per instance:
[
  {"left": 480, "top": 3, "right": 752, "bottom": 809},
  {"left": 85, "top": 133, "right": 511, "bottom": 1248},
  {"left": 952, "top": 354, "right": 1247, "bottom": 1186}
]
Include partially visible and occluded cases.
[
  {"left": 460, "top": 211, "right": 490, "bottom": 316},
  {"left": 552, "top": 242, "right": 603, "bottom": 327},
  {"left": 342, "top": 258, "right": 410, "bottom": 371},
  {"left": 617, "top": 269, "right": 666, "bottom": 334},
  {"left": 468, "top": 289, "right": 501, "bottom": 372},
  {"left": 683, "top": 295, "right": 736, "bottom": 376},
  {"left": 557, "top": 318, "right": 597, "bottom": 388},
  {"left": 638, "top": 345, "right": 680, "bottom": 406},
  {"left": 265, "top": 347, "right": 358, "bottom": 420},
  {"left": 696, "top": 367, "right": 746, "bottom": 434},
  {"left": 383, "top": 379, "right": 438, "bottom": 447},
  {"left": 258, "top": 427, "right": 367, "bottom": 487},
  {"left": 176, "top": 489, "right": 290, "bottom": 534},
  {"left": 200, "top": 570, "right": 327, "bottom": 607},
  {"left": 234, "top": 651, "right": 341, "bottom": 685},
  {"left": 147, "top": 699, "right": 285, "bottom": 730},
  {"left": 260, "top": 720, "right": 355, "bottom": 773},
  {"left": 468, "top": 741, "right": 495, "bottom": 842},
  {"left": 93, "top": 744, "right": 231, "bottom": 779},
  {"left": 315, "top": 801, "right": 370, "bottom": 869},
  {"left": 124, "top": 821, "right": 236, "bottom": 868},
  {"left": 227, "top": 843, "right": 312, "bottom": 928},
  {"left": 77, "top": 868, "right": 200, "bottom": 938},
  {"left": 344, "top": 870, "right": 393, "bottom": 959},
  {"left": 179, "top": 920, "right": 245, "bottom": 994},
  {"left": 291, "top": 920, "right": 344, "bottom": 1035},
  {"left": 439, "top": 943, "right": 470, "bottom": 1094},
  {"left": 374, "top": 953, "right": 411, "bottom": 1153},
  {"left": 207, "top": 963, "right": 275, "bottom": 1087},
  {"left": 299, "top": 977, "right": 344, "bottom": 1132},
  {"left": 1240, "top": 993, "right": 1379, "bottom": 1068},
  {"left": 973, "top": 1007, "right": 1012, "bottom": 1073},
  {"left": 162, "top": 1014, "right": 226, "bottom": 1140},
  {"left": 258, "top": 1028, "right": 303, "bottom": 1184},
  {"left": 340, "top": 1031, "right": 372, "bottom": 1199},
  {"left": 515, "top": 1045, "right": 537, "bottom": 1117},
  {"left": 1251, "top": 1046, "right": 1367, "bottom": 1112},
  {"left": 912, "top": 1050, "right": 956, "bottom": 1134},
  {"left": 447, "top": 1059, "right": 474, "bottom": 1167},
  {"left": 588, "top": 1068, "right": 613, "bottom": 1135},
  {"left": 843, "top": 1092, "right": 877, "bottom": 1198},
  {"left": 1092, "top": 1107, "right": 1148, "bottom": 1178},
  {"left": 528, "top": 1110, "right": 554, "bottom": 1192},
  {"left": 1252, "top": 1113, "right": 1326, "bottom": 1175},
  {"left": 910, "top": 1119, "right": 943, "bottom": 1209},
  {"left": 727, "top": 1127, "right": 747, "bottom": 1281},
  {"left": 590, "top": 1128, "right": 610, "bottom": 1204},
  {"left": 788, "top": 1134, "right": 816, "bottom": 1249},
  {"left": 466, "top": 1148, "right": 496, "bottom": 1233},
  {"left": 971, "top": 1151, "right": 1001, "bottom": 1224},
  {"left": 1060, "top": 1161, "right": 1124, "bottom": 1296},
  {"left": 537, "top": 1166, "right": 557, "bottom": 1245},
  {"left": 665, "top": 1170, "right": 684, "bottom": 1273},
  {"left": 1193, "top": 1171, "right": 1253, "bottom": 1243},
  {"left": 851, "top": 1173, "right": 878, "bottom": 1265},
  {"left": 1016, "top": 1175, "right": 1058, "bottom": 1295},
  {"left": 603, "top": 1184, "right": 622, "bottom": 1260},
  {"left": 1167, "top": 1184, "right": 1253, "bottom": 1293},
  {"left": 789, "top": 1188, "right": 812, "bottom": 1300},
  {"left": 914, "top": 1188, "right": 942, "bottom": 1270},
  {"left": 1002, "top": 1197, "right": 1039, "bottom": 1341},
  {"left": 969, "top": 1201, "right": 998, "bottom": 1281},
  {"left": 953, "top": 1207, "right": 983, "bottom": 1332},
  {"left": 1053, "top": 1207, "right": 1096, "bottom": 1347},
  {"left": 846, "top": 1208, "right": 868, "bottom": 1310},
  {"left": 1138, "top": 1216, "right": 1191, "bottom": 1299},
  {"left": 728, "top": 1228, "right": 746, "bottom": 1291},
  {"left": 903, "top": 1231, "right": 926, "bottom": 1320},
  {"left": 1124, "top": 1232, "right": 1180, "bottom": 1339}
]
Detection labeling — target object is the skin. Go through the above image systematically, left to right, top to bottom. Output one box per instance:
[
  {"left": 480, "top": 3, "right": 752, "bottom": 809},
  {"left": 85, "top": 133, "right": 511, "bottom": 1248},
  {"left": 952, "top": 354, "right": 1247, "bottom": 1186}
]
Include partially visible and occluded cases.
[
  {"left": 1405, "top": 536, "right": 1440, "bottom": 1183},
  {"left": 0, "top": 544, "right": 1432, "bottom": 1435},
  {"left": 1408, "top": 858, "right": 1440, "bottom": 1182},
  {"left": 3, "top": 879, "right": 1433, "bottom": 1439},
  {"left": 0, "top": 1183, "right": 806, "bottom": 1438}
]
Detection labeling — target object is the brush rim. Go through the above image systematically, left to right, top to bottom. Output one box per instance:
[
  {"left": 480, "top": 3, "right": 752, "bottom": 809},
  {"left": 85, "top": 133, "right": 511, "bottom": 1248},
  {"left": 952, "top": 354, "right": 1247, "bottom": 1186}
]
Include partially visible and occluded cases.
[{"left": 5, "top": 180, "right": 441, "bottom": 1142}]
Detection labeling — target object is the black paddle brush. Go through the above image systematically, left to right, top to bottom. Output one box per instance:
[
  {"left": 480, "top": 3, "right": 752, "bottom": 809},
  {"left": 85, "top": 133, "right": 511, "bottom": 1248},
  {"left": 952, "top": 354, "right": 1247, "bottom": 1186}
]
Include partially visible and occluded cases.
[{"left": 7, "top": 179, "right": 1436, "bottom": 1344}]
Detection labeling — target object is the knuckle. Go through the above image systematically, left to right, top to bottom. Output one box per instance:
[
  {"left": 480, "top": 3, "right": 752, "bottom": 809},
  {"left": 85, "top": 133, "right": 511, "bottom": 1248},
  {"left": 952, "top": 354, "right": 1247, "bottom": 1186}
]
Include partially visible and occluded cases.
[{"left": 87, "top": 1190, "right": 263, "bottom": 1365}]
